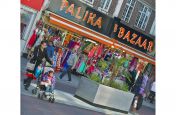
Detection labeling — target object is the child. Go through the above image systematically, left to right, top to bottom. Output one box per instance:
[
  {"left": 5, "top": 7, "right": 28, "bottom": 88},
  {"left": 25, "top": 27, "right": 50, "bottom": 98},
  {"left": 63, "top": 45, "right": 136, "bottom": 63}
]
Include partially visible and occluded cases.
[{"left": 41, "top": 70, "right": 56, "bottom": 93}]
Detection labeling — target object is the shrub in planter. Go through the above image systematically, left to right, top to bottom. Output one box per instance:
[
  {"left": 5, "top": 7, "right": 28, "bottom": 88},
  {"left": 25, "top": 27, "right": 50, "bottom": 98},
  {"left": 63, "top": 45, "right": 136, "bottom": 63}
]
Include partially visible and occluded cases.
[
  {"left": 98, "top": 59, "right": 108, "bottom": 71},
  {"left": 90, "top": 72, "right": 101, "bottom": 83},
  {"left": 102, "top": 78, "right": 129, "bottom": 92}
]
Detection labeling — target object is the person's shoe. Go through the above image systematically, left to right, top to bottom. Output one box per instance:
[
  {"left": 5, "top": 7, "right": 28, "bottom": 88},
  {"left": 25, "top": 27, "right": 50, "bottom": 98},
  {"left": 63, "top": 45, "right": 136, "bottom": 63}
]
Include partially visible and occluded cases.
[{"left": 66, "top": 80, "right": 72, "bottom": 82}]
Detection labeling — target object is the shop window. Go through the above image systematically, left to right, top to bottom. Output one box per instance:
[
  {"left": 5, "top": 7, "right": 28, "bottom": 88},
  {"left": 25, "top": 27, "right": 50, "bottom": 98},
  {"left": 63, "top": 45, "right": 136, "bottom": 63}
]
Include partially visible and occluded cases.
[
  {"left": 80, "top": 0, "right": 94, "bottom": 6},
  {"left": 98, "top": 0, "right": 112, "bottom": 13},
  {"left": 121, "top": 0, "right": 136, "bottom": 23},
  {"left": 135, "top": 3, "right": 152, "bottom": 30},
  {"left": 20, "top": 8, "right": 33, "bottom": 40}
]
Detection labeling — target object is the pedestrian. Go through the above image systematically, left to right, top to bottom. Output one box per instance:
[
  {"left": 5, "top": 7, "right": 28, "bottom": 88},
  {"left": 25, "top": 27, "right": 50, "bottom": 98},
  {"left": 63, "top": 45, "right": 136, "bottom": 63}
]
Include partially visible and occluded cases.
[
  {"left": 23, "top": 40, "right": 53, "bottom": 90},
  {"left": 47, "top": 41, "right": 55, "bottom": 59},
  {"left": 59, "top": 49, "right": 78, "bottom": 82},
  {"left": 40, "top": 70, "right": 56, "bottom": 94},
  {"left": 144, "top": 75, "right": 154, "bottom": 100},
  {"left": 148, "top": 80, "right": 155, "bottom": 103}
]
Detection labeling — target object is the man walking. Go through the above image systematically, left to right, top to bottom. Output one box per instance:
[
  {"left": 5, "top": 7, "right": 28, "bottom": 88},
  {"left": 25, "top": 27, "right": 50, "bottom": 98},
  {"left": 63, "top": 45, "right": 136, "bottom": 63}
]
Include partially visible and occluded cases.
[{"left": 59, "top": 49, "right": 78, "bottom": 81}]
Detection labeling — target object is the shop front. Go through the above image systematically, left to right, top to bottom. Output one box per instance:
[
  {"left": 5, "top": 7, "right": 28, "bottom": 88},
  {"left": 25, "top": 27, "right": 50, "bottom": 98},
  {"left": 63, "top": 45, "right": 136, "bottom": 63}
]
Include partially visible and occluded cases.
[
  {"left": 24, "top": 0, "right": 155, "bottom": 112},
  {"left": 30, "top": 0, "right": 156, "bottom": 83}
]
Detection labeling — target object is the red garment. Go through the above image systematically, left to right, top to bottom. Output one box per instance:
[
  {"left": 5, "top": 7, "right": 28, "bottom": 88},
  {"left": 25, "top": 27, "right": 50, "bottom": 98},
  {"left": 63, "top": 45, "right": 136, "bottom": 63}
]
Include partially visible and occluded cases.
[
  {"left": 27, "top": 30, "right": 37, "bottom": 48},
  {"left": 94, "top": 44, "right": 103, "bottom": 58},
  {"left": 88, "top": 46, "right": 97, "bottom": 58},
  {"left": 86, "top": 65, "right": 95, "bottom": 75},
  {"left": 25, "top": 73, "right": 36, "bottom": 80}
]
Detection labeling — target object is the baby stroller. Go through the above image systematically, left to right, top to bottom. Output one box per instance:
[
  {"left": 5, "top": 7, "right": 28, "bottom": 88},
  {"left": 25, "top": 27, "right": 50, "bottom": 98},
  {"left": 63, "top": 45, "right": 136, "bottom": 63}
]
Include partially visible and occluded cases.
[
  {"left": 31, "top": 62, "right": 53, "bottom": 95},
  {"left": 37, "top": 68, "right": 56, "bottom": 103}
]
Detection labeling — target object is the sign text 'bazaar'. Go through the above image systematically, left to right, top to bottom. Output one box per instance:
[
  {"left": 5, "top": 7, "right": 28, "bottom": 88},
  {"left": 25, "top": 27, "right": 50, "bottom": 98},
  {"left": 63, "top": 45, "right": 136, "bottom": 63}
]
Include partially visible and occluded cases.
[{"left": 111, "top": 18, "right": 154, "bottom": 53}]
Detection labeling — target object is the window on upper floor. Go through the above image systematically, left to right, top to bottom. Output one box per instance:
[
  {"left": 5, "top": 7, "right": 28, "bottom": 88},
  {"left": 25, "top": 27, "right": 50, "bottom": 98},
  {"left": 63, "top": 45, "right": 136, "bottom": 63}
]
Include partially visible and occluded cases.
[
  {"left": 80, "top": 0, "right": 94, "bottom": 6},
  {"left": 99, "top": 0, "right": 112, "bottom": 12},
  {"left": 121, "top": 0, "right": 136, "bottom": 23},
  {"left": 135, "top": 3, "right": 152, "bottom": 30}
]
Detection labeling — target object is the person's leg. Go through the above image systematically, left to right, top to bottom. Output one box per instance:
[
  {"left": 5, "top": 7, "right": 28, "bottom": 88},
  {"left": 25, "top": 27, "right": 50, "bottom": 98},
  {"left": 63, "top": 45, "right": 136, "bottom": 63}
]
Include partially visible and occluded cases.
[
  {"left": 67, "top": 66, "right": 72, "bottom": 81},
  {"left": 59, "top": 70, "right": 67, "bottom": 79},
  {"left": 24, "top": 77, "right": 33, "bottom": 90},
  {"left": 45, "top": 85, "right": 50, "bottom": 92},
  {"left": 150, "top": 91, "right": 155, "bottom": 103}
]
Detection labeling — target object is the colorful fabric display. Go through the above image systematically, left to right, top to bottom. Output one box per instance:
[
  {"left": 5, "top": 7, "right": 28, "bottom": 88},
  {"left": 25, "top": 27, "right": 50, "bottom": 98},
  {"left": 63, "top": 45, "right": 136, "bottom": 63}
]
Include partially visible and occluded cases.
[
  {"left": 27, "top": 29, "right": 37, "bottom": 48},
  {"left": 67, "top": 40, "right": 75, "bottom": 49},
  {"left": 84, "top": 43, "right": 93, "bottom": 53},
  {"left": 94, "top": 44, "right": 103, "bottom": 59},
  {"left": 88, "top": 46, "right": 97, "bottom": 58},
  {"left": 55, "top": 48, "right": 63, "bottom": 72},
  {"left": 129, "top": 57, "right": 138, "bottom": 72},
  {"left": 77, "top": 61, "right": 86, "bottom": 73}
]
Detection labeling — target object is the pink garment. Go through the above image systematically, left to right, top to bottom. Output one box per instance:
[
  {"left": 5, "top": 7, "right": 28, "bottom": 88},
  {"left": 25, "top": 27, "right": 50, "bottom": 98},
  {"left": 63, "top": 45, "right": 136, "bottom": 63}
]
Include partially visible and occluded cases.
[
  {"left": 94, "top": 44, "right": 103, "bottom": 59},
  {"left": 88, "top": 46, "right": 97, "bottom": 58}
]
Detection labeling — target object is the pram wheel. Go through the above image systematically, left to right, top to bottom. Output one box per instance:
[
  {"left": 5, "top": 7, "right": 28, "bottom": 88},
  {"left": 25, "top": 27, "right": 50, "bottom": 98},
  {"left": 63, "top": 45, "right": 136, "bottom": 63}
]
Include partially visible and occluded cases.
[
  {"left": 41, "top": 93, "right": 45, "bottom": 100},
  {"left": 48, "top": 97, "right": 51, "bottom": 102},
  {"left": 49, "top": 97, "right": 55, "bottom": 103}
]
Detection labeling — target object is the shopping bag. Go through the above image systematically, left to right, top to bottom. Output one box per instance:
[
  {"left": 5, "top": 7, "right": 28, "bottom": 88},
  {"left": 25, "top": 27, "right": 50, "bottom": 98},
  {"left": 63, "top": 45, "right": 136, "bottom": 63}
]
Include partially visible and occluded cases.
[{"left": 26, "top": 60, "right": 36, "bottom": 71}]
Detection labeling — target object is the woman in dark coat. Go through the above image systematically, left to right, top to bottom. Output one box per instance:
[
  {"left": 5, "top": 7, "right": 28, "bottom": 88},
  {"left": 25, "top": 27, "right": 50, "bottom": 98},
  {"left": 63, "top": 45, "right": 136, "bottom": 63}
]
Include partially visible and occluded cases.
[{"left": 24, "top": 41, "right": 53, "bottom": 90}]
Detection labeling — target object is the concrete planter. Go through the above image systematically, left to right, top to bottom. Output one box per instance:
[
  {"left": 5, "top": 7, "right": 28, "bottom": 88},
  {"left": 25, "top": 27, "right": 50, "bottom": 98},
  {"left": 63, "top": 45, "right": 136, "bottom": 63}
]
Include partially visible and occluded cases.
[{"left": 75, "top": 77, "right": 134, "bottom": 114}]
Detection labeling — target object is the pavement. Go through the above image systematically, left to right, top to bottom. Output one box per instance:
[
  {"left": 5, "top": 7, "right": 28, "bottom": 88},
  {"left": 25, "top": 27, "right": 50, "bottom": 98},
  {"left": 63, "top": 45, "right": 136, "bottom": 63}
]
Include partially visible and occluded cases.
[
  {"left": 21, "top": 57, "right": 155, "bottom": 115},
  {"left": 21, "top": 95, "right": 106, "bottom": 115}
]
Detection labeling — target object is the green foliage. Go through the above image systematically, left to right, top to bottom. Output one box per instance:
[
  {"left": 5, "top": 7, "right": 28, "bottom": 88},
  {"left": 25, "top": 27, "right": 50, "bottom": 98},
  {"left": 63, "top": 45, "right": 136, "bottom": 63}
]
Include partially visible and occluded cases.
[
  {"left": 98, "top": 59, "right": 108, "bottom": 71},
  {"left": 122, "top": 70, "right": 132, "bottom": 83},
  {"left": 89, "top": 73, "right": 101, "bottom": 83},
  {"left": 101, "top": 78, "right": 129, "bottom": 92}
]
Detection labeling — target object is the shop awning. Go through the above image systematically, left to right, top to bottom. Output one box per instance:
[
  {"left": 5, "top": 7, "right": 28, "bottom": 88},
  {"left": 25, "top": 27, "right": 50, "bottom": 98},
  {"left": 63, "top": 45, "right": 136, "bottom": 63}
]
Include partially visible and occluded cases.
[{"left": 48, "top": 12, "right": 155, "bottom": 65}]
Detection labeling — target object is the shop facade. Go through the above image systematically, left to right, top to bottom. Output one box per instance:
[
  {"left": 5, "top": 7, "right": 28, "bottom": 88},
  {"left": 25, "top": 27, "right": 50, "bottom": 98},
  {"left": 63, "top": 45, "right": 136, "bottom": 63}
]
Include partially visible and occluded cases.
[
  {"left": 25, "top": 0, "right": 155, "bottom": 81},
  {"left": 39, "top": 0, "right": 155, "bottom": 78}
]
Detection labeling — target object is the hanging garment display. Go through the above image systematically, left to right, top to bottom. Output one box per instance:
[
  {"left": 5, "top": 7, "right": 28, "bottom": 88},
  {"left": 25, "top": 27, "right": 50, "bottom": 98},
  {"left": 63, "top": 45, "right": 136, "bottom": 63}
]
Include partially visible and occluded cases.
[
  {"left": 27, "top": 29, "right": 38, "bottom": 48},
  {"left": 33, "top": 29, "right": 45, "bottom": 47},
  {"left": 63, "top": 33, "right": 72, "bottom": 46},
  {"left": 67, "top": 40, "right": 75, "bottom": 49},
  {"left": 81, "top": 41, "right": 91, "bottom": 51},
  {"left": 83, "top": 43, "right": 93, "bottom": 54},
  {"left": 94, "top": 44, "right": 103, "bottom": 59},
  {"left": 88, "top": 46, "right": 97, "bottom": 58},
  {"left": 55, "top": 48, "right": 63, "bottom": 72},
  {"left": 104, "top": 51, "right": 112, "bottom": 61},
  {"left": 77, "top": 56, "right": 87, "bottom": 73},
  {"left": 129, "top": 57, "right": 138, "bottom": 72},
  {"left": 124, "top": 60, "right": 130, "bottom": 68},
  {"left": 77, "top": 61, "right": 86, "bottom": 73},
  {"left": 86, "top": 65, "right": 95, "bottom": 75}
]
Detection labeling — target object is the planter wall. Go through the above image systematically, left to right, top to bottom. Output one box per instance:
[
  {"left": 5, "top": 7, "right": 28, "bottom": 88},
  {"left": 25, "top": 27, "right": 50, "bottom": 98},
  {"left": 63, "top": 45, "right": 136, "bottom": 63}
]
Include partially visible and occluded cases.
[{"left": 75, "top": 77, "right": 134, "bottom": 114}]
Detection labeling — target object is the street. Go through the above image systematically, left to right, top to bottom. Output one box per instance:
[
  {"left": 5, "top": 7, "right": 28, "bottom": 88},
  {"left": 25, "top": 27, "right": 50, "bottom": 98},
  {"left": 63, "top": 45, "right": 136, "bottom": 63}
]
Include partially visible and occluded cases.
[{"left": 21, "top": 94, "right": 105, "bottom": 115}]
